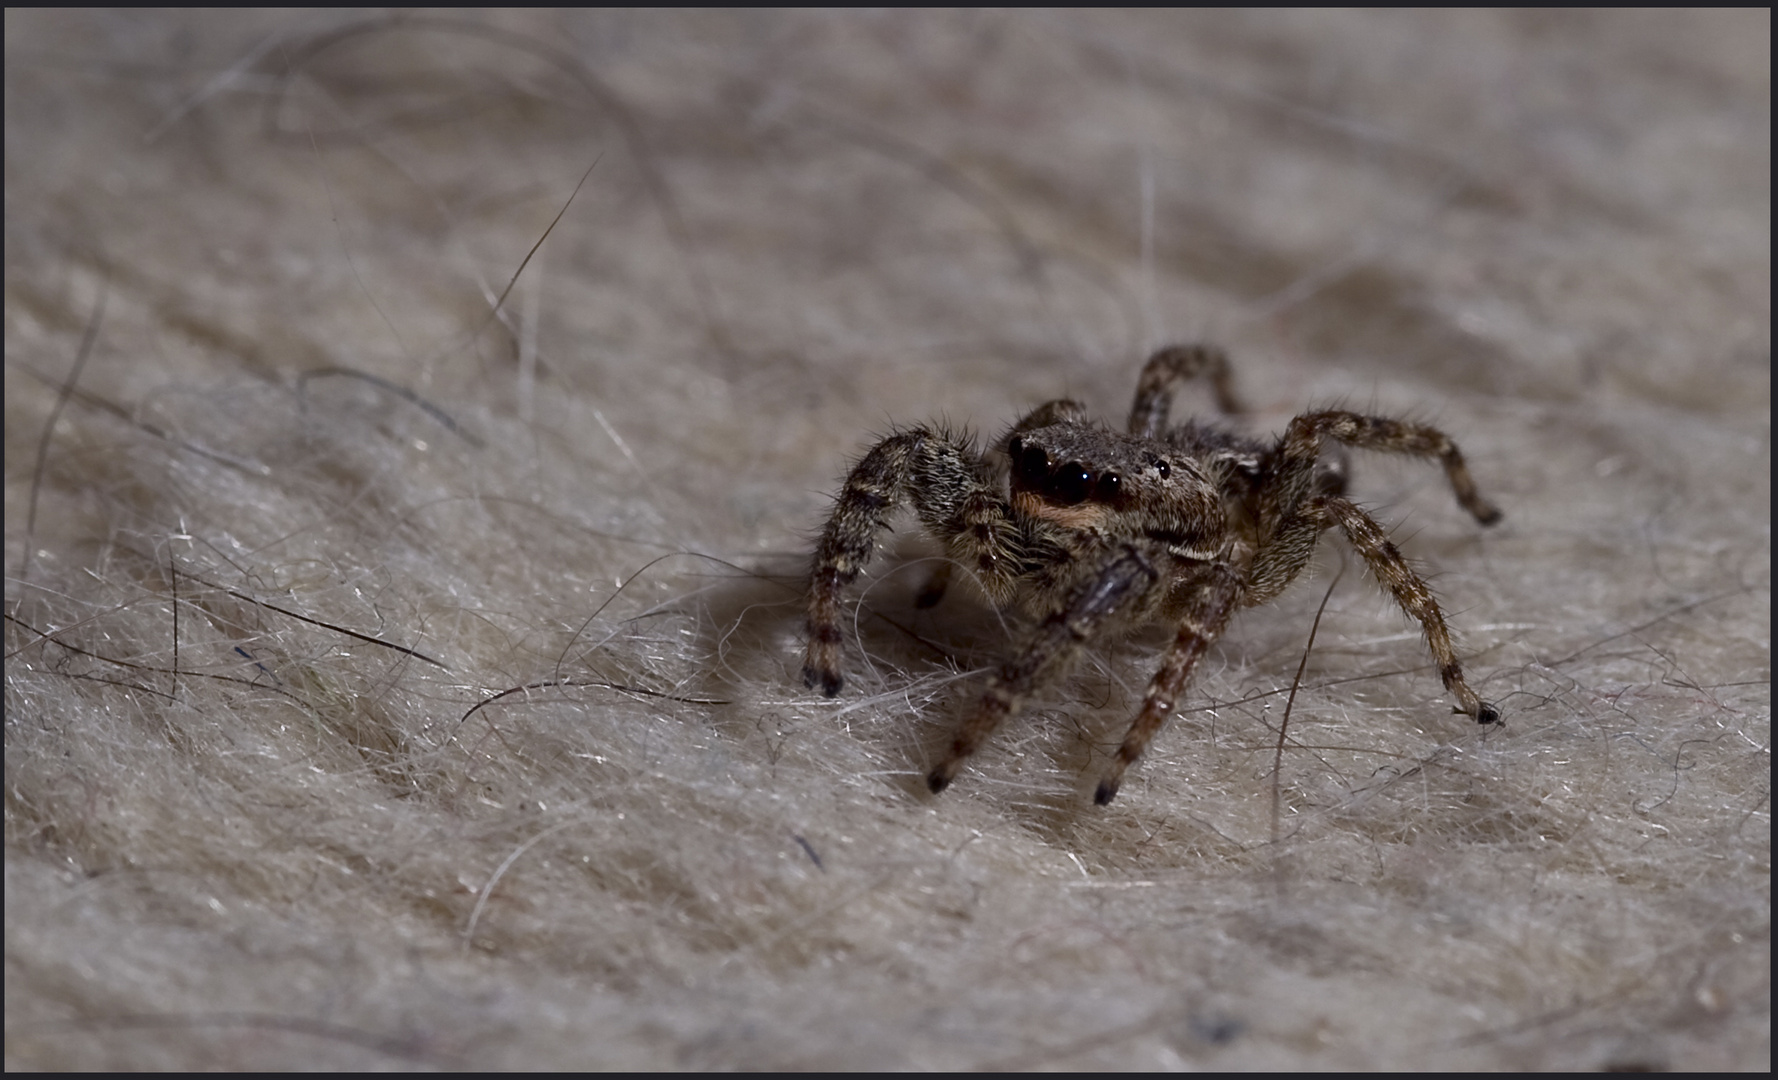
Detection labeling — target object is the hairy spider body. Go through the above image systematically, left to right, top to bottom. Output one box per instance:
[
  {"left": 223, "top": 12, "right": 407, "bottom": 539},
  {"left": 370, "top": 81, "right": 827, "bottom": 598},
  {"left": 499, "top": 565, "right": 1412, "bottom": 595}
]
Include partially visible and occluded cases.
[{"left": 802, "top": 345, "right": 1501, "bottom": 805}]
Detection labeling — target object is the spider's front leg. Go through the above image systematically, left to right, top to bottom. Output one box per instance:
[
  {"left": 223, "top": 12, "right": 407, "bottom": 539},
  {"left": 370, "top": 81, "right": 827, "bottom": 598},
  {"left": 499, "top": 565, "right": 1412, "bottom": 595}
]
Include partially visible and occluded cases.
[
  {"left": 803, "top": 426, "right": 1020, "bottom": 697},
  {"left": 926, "top": 547, "right": 1159, "bottom": 795},
  {"left": 1095, "top": 566, "right": 1243, "bottom": 805}
]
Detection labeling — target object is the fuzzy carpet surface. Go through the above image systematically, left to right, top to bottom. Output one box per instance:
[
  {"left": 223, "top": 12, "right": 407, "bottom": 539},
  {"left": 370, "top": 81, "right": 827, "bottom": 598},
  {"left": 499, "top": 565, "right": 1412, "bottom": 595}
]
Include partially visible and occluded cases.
[{"left": 6, "top": 10, "right": 1769, "bottom": 1069}]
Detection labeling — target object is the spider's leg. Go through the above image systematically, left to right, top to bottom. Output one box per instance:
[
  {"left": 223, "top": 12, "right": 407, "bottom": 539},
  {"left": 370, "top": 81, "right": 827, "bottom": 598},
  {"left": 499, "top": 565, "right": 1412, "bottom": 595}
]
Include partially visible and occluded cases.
[
  {"left": 1128, "top": 344, "right": 1242, "bottom": 437},
  {"left": 895, "top": 397, "right": 1091, "bottom": 614},
  {"left": 1268, "top": 410, "right": 1502, "bottom": 526},
  {"left": 804, "top": 427, "right": 1018, "bottom": 696},
  {"left": 1311, "top": 495, "right": 1499, "bottom": 724},
  {"left": 927, "top": 547, "right": 1159, "bottom": 794},
  {"left": 1095, "top": 567, "right": 1242, "bottom": 805}
]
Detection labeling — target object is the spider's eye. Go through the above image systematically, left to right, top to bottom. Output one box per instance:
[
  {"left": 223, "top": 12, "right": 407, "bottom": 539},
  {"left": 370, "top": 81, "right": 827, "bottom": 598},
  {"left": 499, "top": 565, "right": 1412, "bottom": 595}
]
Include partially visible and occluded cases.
[
  {"left": 1013, "top": 440, "right": 1049, "bottom": 483},
  {"left": 1153, "top": 458, "right": 1171, "bottom": 479},
  {"left": 1052, "top": 461, "right": 1093, "bottom": 504},
  {"left": 1095, "top": 471, "right": 1122, "bottom": 502}
]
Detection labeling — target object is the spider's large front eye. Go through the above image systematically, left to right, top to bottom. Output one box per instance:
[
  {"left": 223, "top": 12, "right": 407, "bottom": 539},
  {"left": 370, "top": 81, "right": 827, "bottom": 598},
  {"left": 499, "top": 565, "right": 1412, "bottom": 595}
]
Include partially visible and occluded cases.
[
  {"left": 1013, "top": 440, "right": 1049, "bottom": 484},
  {"left": 1051, "top": 461, "right": 1093, "bottom": 504},
  {"left": 1095, "top": 471, "right": 1122, "bottom": 502}
]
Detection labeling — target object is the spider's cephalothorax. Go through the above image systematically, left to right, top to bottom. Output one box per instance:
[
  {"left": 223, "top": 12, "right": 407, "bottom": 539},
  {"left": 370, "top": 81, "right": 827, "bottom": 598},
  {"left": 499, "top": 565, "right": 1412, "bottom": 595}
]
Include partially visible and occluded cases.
[{"left": 801, "top": 345, "right": 1502, "bottom": 805}]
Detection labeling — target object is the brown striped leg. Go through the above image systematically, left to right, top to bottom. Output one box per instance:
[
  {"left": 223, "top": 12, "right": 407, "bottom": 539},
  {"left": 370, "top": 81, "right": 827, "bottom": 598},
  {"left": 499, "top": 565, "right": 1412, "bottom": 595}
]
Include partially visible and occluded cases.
[
  {"left": 1127, "top": 344, "right": 1242, "bottom": 438},
  {"left": 1269, "top": 410, "right": 1502, "bottom": 526},
  {"left": 803, "top": 427, "right": 1019, "bottom": 697},
  {"left": 1314, "top": 495, "right": 1498, "bottom": 724},
  {"left": 927, "top": 548, "right": 1159, "bottom": 794},
  {"left": 1096, "top": 568, "right": 1242, "bottom": 805}
]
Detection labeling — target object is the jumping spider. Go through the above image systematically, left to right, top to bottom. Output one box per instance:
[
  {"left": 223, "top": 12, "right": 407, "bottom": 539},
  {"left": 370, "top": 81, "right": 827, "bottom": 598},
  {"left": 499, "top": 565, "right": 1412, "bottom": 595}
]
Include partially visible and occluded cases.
[{"left": 801, "top": 345, "right": 1501, "bottom": 805}]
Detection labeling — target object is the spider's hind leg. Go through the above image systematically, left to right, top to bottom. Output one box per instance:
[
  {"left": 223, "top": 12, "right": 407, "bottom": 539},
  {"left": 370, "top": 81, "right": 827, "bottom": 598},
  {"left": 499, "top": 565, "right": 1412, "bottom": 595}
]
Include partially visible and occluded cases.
[
  {"left": 1128, "top": 344, "right": 1243, "bottom": 437},
  {"left": 994, "top": 398, "right": 1090, "bottom": 452}
]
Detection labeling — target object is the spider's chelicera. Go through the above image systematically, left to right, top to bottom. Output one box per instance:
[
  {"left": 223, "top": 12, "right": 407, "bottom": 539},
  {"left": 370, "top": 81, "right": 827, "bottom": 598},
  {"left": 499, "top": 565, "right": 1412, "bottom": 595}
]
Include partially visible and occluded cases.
[{"left": 801, "top": 346, "right": 1502, "bottom": 805}]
